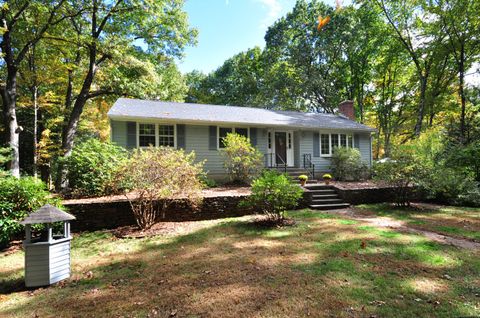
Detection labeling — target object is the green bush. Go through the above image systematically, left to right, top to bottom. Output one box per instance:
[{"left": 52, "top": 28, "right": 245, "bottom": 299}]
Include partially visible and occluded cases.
[
  {"left": 221, "top": 133, "right": 263, "bottom": 184},
  {"left": 65, "top": 139, "right": 128, "bottom": 198},
  {"left": 114, "top": 147, "right": 204, "bottom": 230},
  {"left": 330, "top": 147, "right": 369, "bottom": 181},
  {"left": 374, "top": 150, "right": 427, "bottom": 206},
  {"left": 242, "top": 170, "right": 303, "bottom": 222},
  {"left": 0, "top": 177, "right": 60, "bottom": 249}
]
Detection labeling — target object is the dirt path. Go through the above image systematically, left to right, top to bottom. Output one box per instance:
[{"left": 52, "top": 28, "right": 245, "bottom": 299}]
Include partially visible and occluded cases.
[{"left": 329, "top": 208, "right": 480, "bottom": 250}]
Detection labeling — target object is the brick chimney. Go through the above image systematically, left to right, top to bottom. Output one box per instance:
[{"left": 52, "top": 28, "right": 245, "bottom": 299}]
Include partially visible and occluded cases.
[{"left": 338, "top": 100, "right": 355, "bottom": 121}]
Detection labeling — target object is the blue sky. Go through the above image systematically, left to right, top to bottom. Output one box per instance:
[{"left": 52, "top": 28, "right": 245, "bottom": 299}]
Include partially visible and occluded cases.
[{"left": 177, "top": 0, "right": 340, "bottom": 74}]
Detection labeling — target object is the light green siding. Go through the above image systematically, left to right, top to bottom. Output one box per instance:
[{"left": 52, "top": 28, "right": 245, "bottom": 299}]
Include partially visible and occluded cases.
[
  {"left": 109, "top": 120, "right": 372, "bottom": 178},
  {"left": 110, "top": 120, "right": 127, "bottom": 147},
  {"left": 184, "top": 125, "right": 268, "bottom": 180},
  {"left": 298, "top": 131, "right": 372, "bottom": 173}
]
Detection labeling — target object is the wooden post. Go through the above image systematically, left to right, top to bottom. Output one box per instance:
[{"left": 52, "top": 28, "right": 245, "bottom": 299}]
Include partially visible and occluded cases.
[
  {"left": 47, "top": 224, "right": 53, "bottom": 242},
  {"left": 25, "top": 225, "right": 31, "bottom": 243}
]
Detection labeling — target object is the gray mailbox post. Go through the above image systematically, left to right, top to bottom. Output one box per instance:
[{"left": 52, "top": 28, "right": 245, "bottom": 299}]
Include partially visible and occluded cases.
[{"left": 20, "top": 204, "right": 76, "bottom": 288}]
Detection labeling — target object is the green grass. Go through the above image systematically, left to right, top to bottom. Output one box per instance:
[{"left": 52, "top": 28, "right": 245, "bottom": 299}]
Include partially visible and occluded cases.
[
  {"left": 356, "top": 203, "right": 480, "bottom": 242},
  {"left": 1, "top": 209, "right": 479, "bottom": 318}
]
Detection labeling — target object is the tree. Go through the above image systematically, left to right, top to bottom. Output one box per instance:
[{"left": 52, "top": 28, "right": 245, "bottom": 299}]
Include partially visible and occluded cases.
[
  {"left": 53, "top": 0, "right": 196, "bottom": 190},
  {"left": 374, "top": 0, "right": 447, "bottom": 137},
  {"left": 430, "top": 0, "right": 480, "bottom": 141},
  {"left": 0, "top": 1, "right": 73, "bottom": 177}
]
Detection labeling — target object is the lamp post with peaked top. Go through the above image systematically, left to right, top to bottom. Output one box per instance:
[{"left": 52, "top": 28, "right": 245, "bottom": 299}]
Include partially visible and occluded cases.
[{"left": 20, "top": 204, "right": 76, "bottom": 287}]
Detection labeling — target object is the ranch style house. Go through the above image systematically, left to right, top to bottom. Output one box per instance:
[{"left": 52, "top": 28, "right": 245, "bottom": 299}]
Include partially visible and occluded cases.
[{"left": 108, "top": 98, "right": 375, "bottom": 180}]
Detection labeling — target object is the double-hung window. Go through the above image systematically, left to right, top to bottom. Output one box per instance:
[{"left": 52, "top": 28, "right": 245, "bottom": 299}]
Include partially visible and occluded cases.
[
  {"left": 138, "top": 123, "right": 176, "bottom": 148},
  {"left": 138, "top": 123, "right": 156, "bottom": 148},
  {"left": 159, "top": 125, "right": 175, "bottom": 147},
  {"left": 218, "top": 127, "right": 249, "bottom": 149},
  {"left": 319, "top": 133, "right": 354, "bottom": 157},
  {"left": 320, "top": 134, "right": 330, "bottom": 156}
]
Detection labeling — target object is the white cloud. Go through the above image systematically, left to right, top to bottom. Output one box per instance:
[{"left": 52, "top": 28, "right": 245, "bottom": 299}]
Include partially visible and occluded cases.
[{"left": 255, "top": 0, "right": 282, "bottom": 28}]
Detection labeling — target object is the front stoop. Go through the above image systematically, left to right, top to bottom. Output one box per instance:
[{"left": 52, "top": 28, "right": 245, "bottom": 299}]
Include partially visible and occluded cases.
[{"left": 303, "top": 184, "right": 350, "bottom": 210}]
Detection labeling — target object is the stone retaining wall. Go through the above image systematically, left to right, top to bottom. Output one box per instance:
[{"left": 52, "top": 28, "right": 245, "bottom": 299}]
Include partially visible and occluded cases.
[
  {"left": 335, "top": 186, "right": 423, "bottom": 205},
  {"left": 65, "top": 195, "right": 254, "bottom": 231}
]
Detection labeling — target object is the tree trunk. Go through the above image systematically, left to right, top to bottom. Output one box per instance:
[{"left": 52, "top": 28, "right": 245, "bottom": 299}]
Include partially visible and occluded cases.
[
  {"left": 458, "top": 45, "right": 466, "bottom": 143},
  {"left": 55, "top": 60, "right": 96, "bottom": 190},
  {"left": 1, "top": 76, "right": 21, "bottom": 178},
  {"left": 413, "top": 76, "right": 427, "bottom": 137},
  {"left": 32, "top": 86, "right": 39, "bottom": 178}
]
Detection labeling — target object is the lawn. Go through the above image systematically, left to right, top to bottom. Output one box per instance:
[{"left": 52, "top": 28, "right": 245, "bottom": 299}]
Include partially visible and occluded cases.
[
  {"left": 356, "top": 203, "right": 480, "bottom": 242},
  {"left": 1, "top": 206, "right": 479, "bottom": 317}
]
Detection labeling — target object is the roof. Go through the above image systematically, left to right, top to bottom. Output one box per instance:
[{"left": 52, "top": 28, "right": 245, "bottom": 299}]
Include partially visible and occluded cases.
[
  {"left": 108, "top": 98, "right": 376, "bottom": 132},
  {"left": 20, "top": 204, "right": 76, "bottom": 225}
]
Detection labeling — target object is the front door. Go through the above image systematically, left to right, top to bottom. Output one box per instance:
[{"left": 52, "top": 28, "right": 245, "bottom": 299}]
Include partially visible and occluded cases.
[{"left": 275, "top": 132, "right": 287, "bottom": 165}]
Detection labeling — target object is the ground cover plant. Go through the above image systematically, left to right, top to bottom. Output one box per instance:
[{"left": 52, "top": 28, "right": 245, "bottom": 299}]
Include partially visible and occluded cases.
[{"left": 1, "top": 206, "right": 479, "bottom": 318}]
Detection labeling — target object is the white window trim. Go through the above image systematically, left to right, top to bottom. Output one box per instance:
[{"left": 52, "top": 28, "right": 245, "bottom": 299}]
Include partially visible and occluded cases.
[
  {"left": 137, "top": 122, "right": 177, "bottom": 148},
  {"left": 217, "top": 126, "right": 250, "bottom": 150},
  {"left": 320, "top": 132, "right": 354, "bottom": 157}
]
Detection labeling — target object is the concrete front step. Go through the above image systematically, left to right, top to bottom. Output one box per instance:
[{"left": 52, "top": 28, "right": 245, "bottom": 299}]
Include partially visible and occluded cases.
[
  {"left": 304, "top": 185, "right": 335, "bottom": 190},
  {"left": 307, "top": 189, "right": 337, "bottom": 194},
  {"left": 312, "top": 194, "right": 339, "bottom": 199},
  {"left": 311, "top": 198, "right": 343, "bottom": 204},
  {"left": 309, "top": 203, "right": 350, "bottom": 210}
]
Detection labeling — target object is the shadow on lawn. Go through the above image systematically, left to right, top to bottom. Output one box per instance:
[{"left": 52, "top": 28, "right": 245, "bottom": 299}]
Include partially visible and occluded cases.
[{"left": 1, "top": 213, "right": 479, "bottom": 318}]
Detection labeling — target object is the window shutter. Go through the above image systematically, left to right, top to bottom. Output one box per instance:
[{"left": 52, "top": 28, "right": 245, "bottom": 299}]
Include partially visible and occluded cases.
[
  {"left": 126, "top": 122, "right": 136, "bottom": 149},
  {"left": 177, "top": 124, "right": 186, "bottom": 149},
  {"left": 208, "top": 126, "right": 217, "bottom": 150},
  {"left": 250, "top": 128, "right": 257, "bottom": 146},
  {"left": 313, "top": 132, "right": 320, "bottom": 157},
  {"left": 354, "top": 133, "right": 360, "bottom": 148}
]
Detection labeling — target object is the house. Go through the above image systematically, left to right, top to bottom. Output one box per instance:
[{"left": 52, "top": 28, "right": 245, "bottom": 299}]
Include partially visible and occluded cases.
[{"left": 107, "top": 98, "right": 375, "bottom": 180}]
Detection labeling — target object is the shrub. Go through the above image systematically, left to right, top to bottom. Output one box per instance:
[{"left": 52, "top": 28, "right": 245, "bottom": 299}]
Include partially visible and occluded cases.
[
  {"left": 221, "top": 133, "right": 263, "bottom": 184},
  {"left": 65, "top": 139, "right": 128, "bottom": 198},
  {"left": 115, "top": 147, "right": 204, "bottom": 230},
  {"left": 330, "top": 147, "right": 369, "bottom": 181},
  {"left": 374, "top": 150, "right": 426, "bottom": 207},
  {"left": 242, "top": 170, "right": 303, "bottom": 222},
  {"left": 322, "top": 173, "right": 332, "bottom": 180},
  {"left": 298, "top": 175, "right": 308, "bottom": 181},
  {"left": 0, "top": 177, "right": 61, "bottom": 249}
]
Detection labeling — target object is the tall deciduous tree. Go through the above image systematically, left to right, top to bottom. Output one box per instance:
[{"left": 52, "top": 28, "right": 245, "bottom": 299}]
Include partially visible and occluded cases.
[
  {"left": 54, "top": 0, "right": 196, "bottom": 189},
  {"left": 374, "top": 0, "right": 446, "bottom": 137},
  {"left": 430, "top": 0, "right": 480, "bottom": 141},
  {"left": 0, "top": 1, "right": 72, "bottom": 177}
]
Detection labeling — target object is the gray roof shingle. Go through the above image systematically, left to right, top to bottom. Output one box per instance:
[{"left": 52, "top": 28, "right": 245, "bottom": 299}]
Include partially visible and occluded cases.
[
  {"left": 108, "top": 98, "right": 375, "bottom": 132},
  {"left": 20, "top": 204, "right": 76, "bottom": 225}
]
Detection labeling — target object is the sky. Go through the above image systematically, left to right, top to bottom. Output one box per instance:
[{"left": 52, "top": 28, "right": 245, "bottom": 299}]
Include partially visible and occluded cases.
[{"left": 177, "top": 0, "right": 340, "bottom": 74}]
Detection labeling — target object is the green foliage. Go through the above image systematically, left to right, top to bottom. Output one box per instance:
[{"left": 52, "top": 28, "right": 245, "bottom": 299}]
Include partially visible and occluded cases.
[
  {"left": 221, "top": 133, "right": 263, "bottom": 184},
  {"left": 65, "top": 139, "right": 128, "bottom": 198},
  {"left": 0, "top": 147, "right": 11, "bottom": 177},
  {"left": 115, "top": 147, "right": 204, "bottom": 229},
  {"left": 330, "top": 147, "right": 369, "bottom": 181},
  {"left": 373, "top": 150, "right": 426, "bottom": 206},
  {"left": 242, "top": 170, "right": 303, "bottom": 221},
  {"left": 322, "top": 173, "right": 332, "bottom": 180},
  {"left": 200, "top": 175, "right": 217, "bottom": 188},
  {"left": 298, "top": 175, "right": 308, "bottom": 181},
  {"left": 0, "top": 177, "right": 61, "bottom": 249}
]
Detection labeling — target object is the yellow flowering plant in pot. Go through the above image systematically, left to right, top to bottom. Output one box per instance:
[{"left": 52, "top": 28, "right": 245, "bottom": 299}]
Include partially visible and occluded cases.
[
  {"left": 322, "top": 173, "right": 332, "bottom": 185},
  {"left": 298, "top": 174, "right": 308, "bottom": 186}
]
